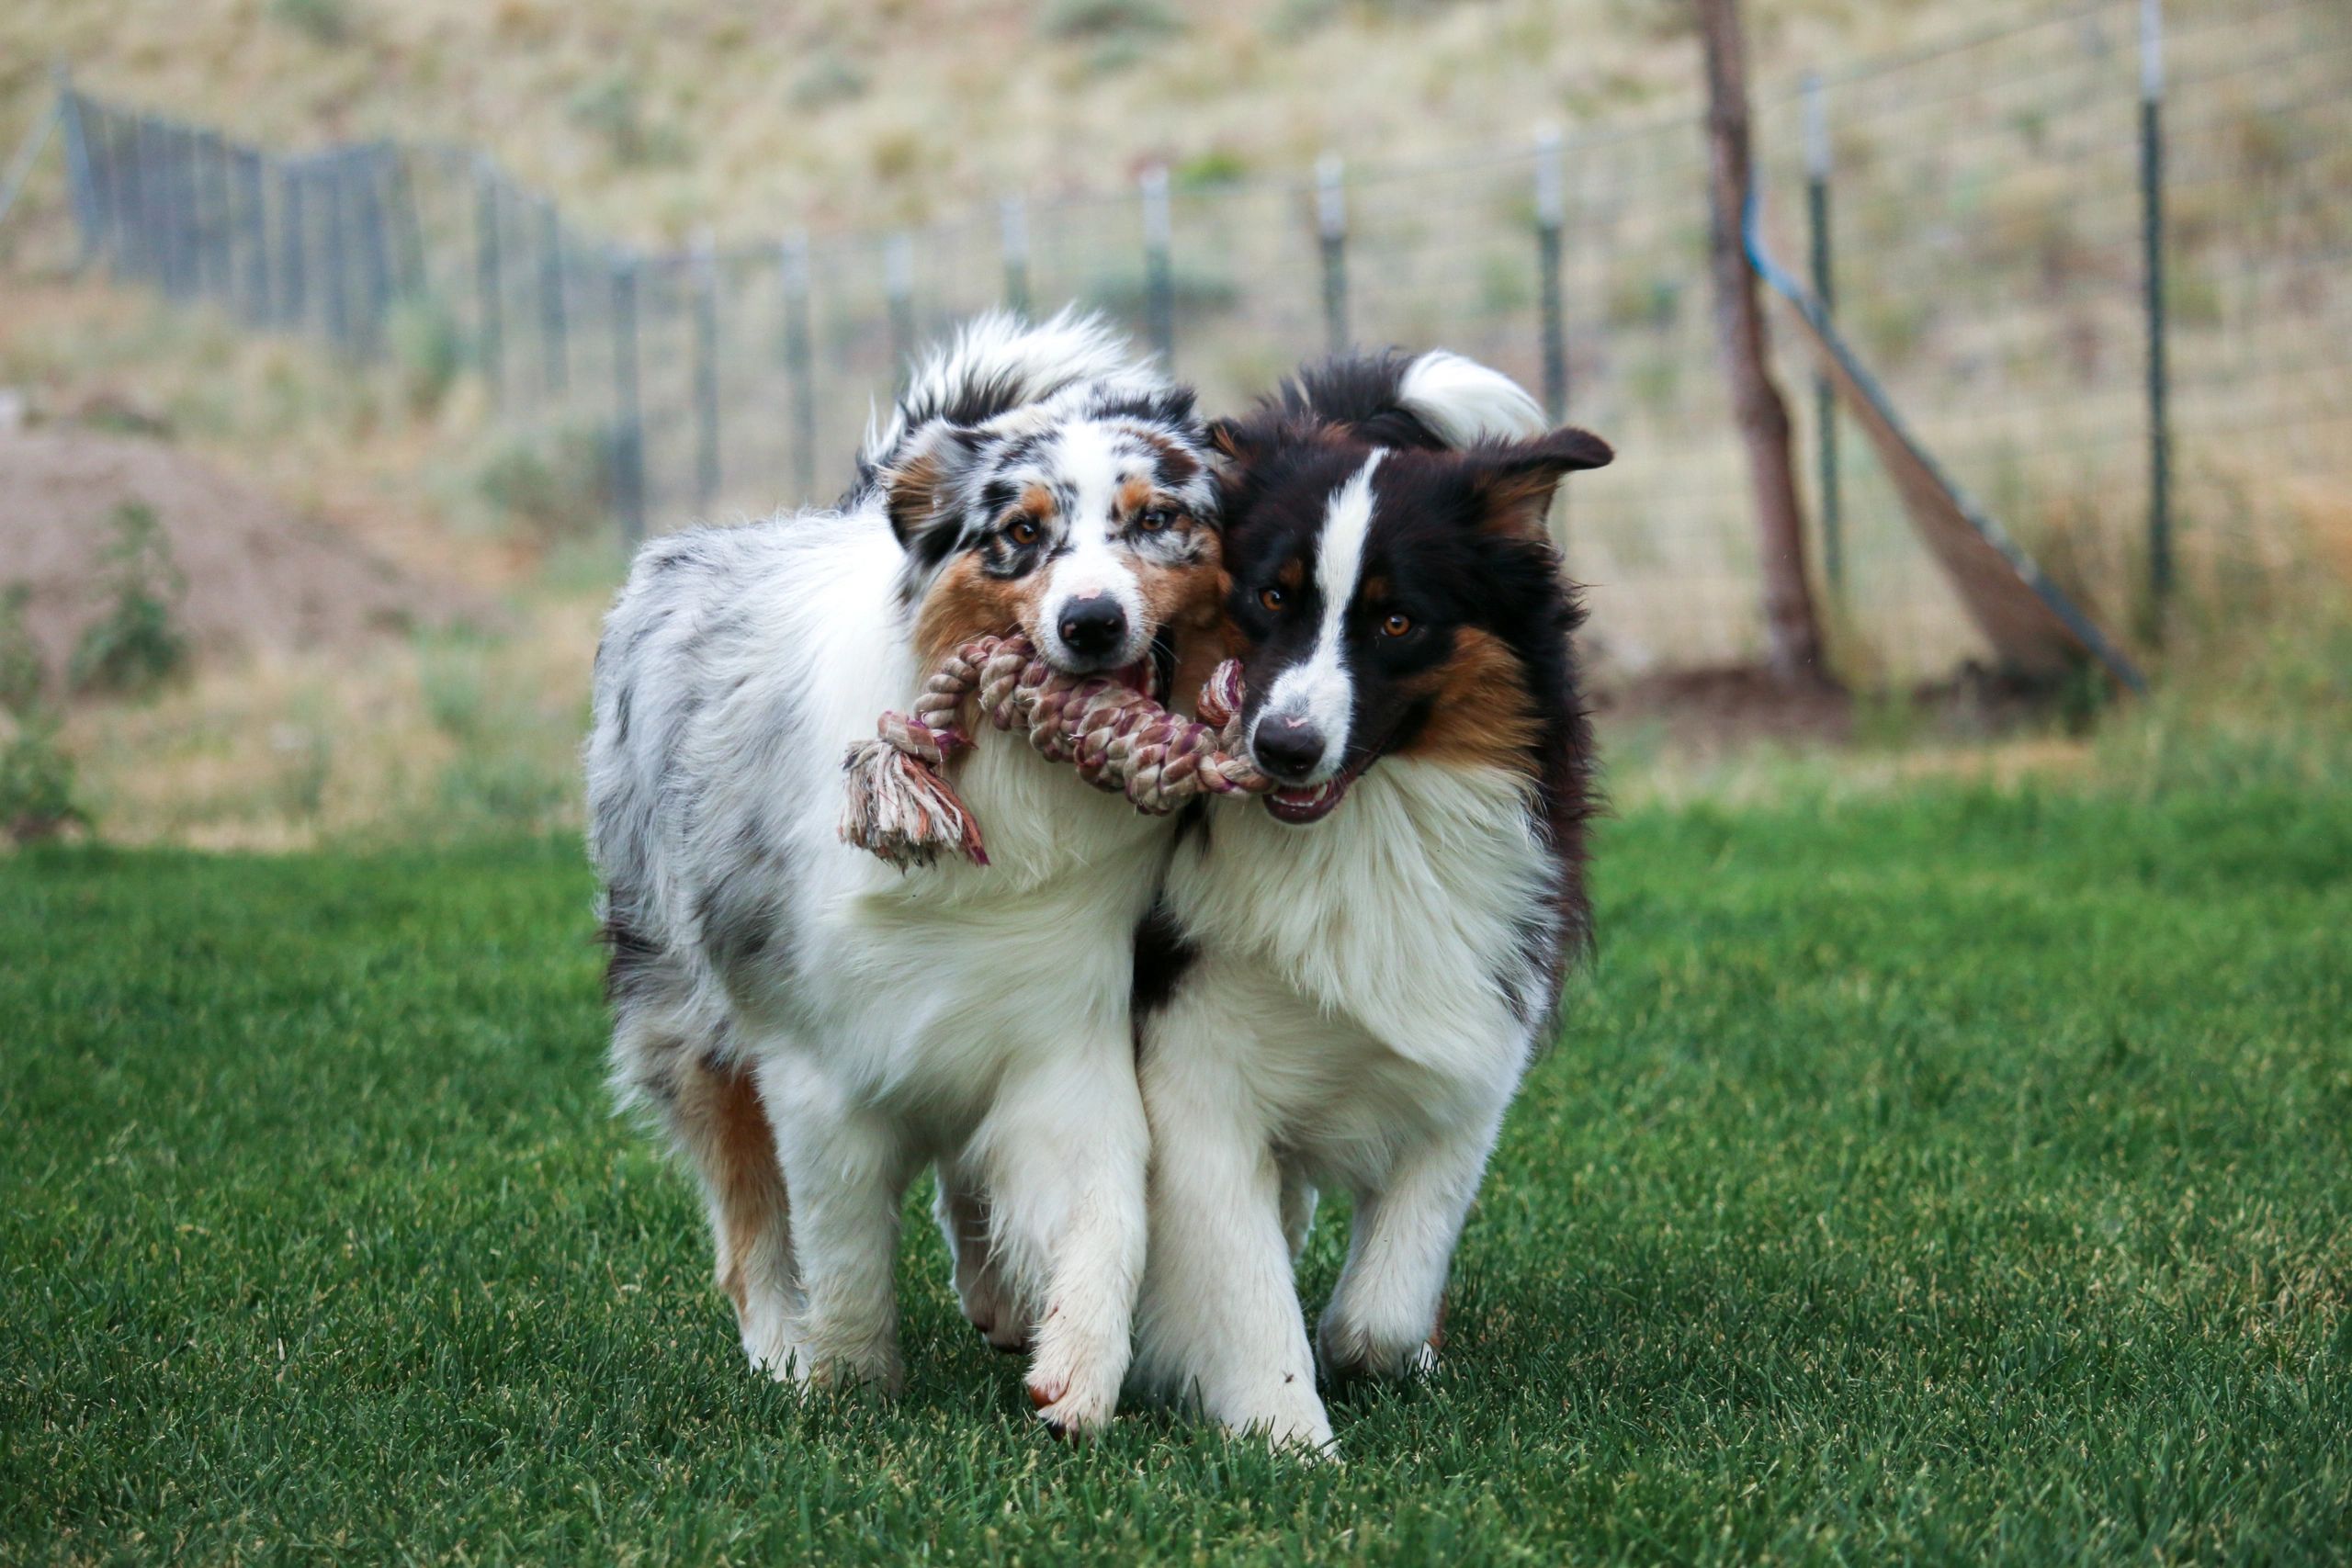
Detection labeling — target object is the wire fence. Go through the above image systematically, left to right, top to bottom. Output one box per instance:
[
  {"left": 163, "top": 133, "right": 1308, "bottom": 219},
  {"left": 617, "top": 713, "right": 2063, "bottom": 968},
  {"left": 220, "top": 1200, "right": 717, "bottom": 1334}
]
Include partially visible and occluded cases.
[{"left": 26, "top": 0, "right": 2352, "bottom": 685}]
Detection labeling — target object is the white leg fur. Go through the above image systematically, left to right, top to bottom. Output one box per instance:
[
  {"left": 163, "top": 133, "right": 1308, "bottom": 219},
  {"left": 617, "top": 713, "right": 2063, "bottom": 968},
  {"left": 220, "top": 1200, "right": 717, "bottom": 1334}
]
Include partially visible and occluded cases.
[
  {"left": 1133, "top": 982, "right": 1333, "bottom": 1454},
  {"left": 976, "top": 1044, "right": 1150, "bottom": 1435},
  {"left": 756, "top": 1055, "right": 915, "bottom": 1393},
  {"left": 1317, "top": 1122, "right": 1498, "bottom": 1382},
  {"left": 933, "top": 1160, "right": 1027, "bottom": 1353}
]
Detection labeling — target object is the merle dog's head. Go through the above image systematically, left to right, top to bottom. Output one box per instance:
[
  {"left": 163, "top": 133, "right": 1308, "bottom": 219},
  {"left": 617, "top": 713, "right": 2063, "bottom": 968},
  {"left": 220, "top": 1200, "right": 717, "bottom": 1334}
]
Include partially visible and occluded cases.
[
  {"left": 1209, "top": 353, "right": 1611, "bottom": 823},
  {"left": 879, "top": 378, "right": 1223, "bottom": 694}
]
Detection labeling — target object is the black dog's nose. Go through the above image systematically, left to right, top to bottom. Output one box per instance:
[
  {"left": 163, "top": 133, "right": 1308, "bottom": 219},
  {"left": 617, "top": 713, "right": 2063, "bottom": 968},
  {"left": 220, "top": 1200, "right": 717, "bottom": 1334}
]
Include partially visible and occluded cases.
[
  {"left": 1057, "top": 595, "right": 1128, "bottom": 660},
  {"left": 1252, "top": 716, "right": 1326, "bottom": 784}
]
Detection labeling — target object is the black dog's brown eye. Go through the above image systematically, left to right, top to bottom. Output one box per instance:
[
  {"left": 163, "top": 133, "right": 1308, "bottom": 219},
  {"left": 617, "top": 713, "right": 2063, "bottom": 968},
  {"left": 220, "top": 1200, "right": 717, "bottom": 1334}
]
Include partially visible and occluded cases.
[
  {"left": 1007, "top": 518, "right": 1040, "bottom": 547},
  {"left": 1259, "top": 586, "right": 1287, "bottom": 613},
  {"left": 1379, "top": 612, "right": 1413, "bottom": 637}
]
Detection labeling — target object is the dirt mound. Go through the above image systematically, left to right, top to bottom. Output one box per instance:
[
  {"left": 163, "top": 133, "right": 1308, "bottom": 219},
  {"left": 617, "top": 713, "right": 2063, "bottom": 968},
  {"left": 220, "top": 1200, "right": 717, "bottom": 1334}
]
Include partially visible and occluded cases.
[{"left": 1, "top": 428, "right": 485, "bottom": 694}]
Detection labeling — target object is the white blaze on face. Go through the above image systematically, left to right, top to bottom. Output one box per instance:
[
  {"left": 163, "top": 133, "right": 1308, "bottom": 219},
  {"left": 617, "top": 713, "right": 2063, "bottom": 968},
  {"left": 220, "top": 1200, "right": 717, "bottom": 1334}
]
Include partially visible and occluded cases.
[
  {"left": 1035, "top": 421, "right": 1150, "bottom": 671},
  {"left": 1252, "top": 449, "right": 1385, "bottom": 784}
]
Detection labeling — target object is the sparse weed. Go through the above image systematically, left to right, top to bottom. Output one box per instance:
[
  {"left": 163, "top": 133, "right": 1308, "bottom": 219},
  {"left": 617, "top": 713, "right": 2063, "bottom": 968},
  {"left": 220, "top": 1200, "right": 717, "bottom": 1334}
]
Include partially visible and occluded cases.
[
  {"left": 268, "top": 0, "right": 352, "bottom": 46},
  {"left": 71, "top": 502, "right": 187, "bottom": 699}
]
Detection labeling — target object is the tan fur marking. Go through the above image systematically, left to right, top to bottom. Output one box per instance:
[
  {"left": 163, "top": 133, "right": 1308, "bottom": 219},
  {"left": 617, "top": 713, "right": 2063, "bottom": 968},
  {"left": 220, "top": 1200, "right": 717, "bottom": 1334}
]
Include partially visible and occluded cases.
[
  {"left": 1117, "top": 475, "right": 1156, "bottom": 517},
  {"left": 1018, "top": 483, "right": 1057, "bottom": 522},
  {"left": 1134, "top": 529, "right": 1226, "bottom": 641},
  {"left": 915, "top": 554, "right": 1049, "bottom": 673},
  {"left": 1275, "top": 558, "right": 1306, "bottom": 592},
  {"left": 1399, "top": 626, "right": 1542, "bottom": 775},
  {"left": 673, "top": 1060, "right": 789, "bottom": 1319}
]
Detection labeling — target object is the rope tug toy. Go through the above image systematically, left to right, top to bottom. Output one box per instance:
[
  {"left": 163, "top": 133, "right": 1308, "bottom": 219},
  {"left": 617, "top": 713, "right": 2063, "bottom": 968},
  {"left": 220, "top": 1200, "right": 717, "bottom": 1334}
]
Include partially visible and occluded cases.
[{"left": 839, "top": 633, "right": 1272, "bottom": 869}]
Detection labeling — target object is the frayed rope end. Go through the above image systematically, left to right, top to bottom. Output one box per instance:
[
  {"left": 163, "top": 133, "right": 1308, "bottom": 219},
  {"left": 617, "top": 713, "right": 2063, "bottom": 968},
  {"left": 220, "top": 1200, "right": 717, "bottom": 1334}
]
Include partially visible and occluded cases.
[{"left": 838, "top": 735, "right": 989, "bottom": 870}]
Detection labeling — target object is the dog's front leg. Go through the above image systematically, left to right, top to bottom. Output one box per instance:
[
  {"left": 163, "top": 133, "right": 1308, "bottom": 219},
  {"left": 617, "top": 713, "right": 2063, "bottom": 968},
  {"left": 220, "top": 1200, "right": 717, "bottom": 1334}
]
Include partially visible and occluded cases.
[
  {"left": 1133, "top": 994, "right": 1332, "bottom": 1454},
  {"left": 978, "top": 1043, "right": 1148, "bottom": 1436},
  {"left": 756, "top": 1055, "right": 914, "bottom": 1394},
  {"left": 1317, "top": 1111, "right": 1499, "bottom": 1384}
]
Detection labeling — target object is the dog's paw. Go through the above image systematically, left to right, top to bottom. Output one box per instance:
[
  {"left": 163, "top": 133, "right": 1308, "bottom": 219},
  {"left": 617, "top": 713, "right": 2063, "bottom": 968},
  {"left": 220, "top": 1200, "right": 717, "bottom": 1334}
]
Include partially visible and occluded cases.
[
  {"left": 1317, "top": 1316, "right": 1441, "bottom": 1386},
  {"left": 778, "top": 1337, "right": 904, "bottom": 1398},
  {"left": 1024, "top": 1367, "right": 1118, "bottom": 1438},
  {"left": 1218, "top": 1382, "right": 1338, "bottom": 1461}
]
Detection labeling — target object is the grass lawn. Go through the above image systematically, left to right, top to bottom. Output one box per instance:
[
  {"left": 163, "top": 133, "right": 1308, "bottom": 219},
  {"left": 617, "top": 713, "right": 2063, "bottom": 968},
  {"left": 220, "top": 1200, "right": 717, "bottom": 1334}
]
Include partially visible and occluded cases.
[{"left": 4, "top": 784, "right": 2348, "bottom": 1562}]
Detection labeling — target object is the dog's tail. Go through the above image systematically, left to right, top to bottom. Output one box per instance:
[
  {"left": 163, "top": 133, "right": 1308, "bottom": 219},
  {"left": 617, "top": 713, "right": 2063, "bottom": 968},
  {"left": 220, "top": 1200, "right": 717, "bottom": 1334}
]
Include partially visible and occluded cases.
[
  {"left": 854, "top": 307, "right": 1161, "bottom": 494},
  {"left": 1266, "top": 349, "right": 1547, "bottom": 452}
]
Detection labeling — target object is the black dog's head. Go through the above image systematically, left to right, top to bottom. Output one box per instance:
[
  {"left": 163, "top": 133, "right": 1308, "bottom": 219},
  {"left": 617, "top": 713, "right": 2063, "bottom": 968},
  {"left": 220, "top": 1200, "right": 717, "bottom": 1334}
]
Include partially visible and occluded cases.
[{"left": 1210, "top": 354, "right": 1611, "bottom": 823}]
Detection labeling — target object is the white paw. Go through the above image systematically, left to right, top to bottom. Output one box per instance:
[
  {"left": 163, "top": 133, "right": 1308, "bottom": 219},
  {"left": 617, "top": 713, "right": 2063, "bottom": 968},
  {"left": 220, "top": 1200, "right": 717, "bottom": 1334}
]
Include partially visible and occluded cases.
[
  {"left": 1023, "top": 1301, "right": 1127, "bottom": 1438},
  {"left": 1318, "top": 1315, "right": 1442, "bottom": 1385},
  {"left": 775, "top": 1331, "right": 904, "bottom": 1397},
  {"left": 1219, "top": 1380, "right": 1337, "bottom": 1460}
]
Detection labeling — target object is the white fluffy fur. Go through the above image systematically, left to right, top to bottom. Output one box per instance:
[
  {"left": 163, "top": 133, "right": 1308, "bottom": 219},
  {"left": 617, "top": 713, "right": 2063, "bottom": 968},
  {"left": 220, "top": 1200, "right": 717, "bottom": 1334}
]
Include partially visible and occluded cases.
[
  {"left": 588, "top": 320, "right": 1198, "bottom": 1434},
  {"left": 1396, "top": 350, "right": 1548, "bottom": 446},
  {"left": 1131, "top": 761, "right": 1551, "bottom": 1453}
]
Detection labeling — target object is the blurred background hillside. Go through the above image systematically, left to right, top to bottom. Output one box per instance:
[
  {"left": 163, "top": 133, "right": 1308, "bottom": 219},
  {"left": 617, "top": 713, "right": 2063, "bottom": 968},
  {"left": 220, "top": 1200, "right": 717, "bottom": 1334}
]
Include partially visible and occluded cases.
[{"left": 1, "top": 0, "right": 2346, "bottom": 848}]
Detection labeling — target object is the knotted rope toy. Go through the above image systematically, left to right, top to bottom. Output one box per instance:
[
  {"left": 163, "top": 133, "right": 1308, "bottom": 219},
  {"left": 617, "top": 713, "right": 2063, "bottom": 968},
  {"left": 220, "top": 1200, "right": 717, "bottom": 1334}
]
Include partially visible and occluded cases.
[{"left": 839, "top": 633, "right": 1272, "bottom": 869}]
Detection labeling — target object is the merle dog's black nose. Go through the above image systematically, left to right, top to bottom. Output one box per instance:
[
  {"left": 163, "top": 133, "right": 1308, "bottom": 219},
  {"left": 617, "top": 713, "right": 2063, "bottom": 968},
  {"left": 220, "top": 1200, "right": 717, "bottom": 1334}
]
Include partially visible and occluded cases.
[
  {"left": 1057, "top": 595, "right": 1128, "bottom": 660},
  {"left": 1252, "top": 716, "right": 1325, "bottom": 784}
]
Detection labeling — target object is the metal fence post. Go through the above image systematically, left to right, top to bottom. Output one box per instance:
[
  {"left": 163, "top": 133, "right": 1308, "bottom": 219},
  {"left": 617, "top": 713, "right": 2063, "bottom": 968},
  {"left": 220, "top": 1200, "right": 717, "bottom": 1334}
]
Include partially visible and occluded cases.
[
  {"left": 2139, "top": 0, "right": 2172, "bottom": 636},
  {"left": 1804, "top": 73, "right": 1842, "bottom": 594},
  {"left": 51, "top": 74, "right": 104, "bottom": 270},
  {"left": 162, "top": 120, "right": 193, "bottom": 299},
  {"left": 198, "top": 128, "right": 232, "bottom": 301},
  {"left": 1534, "top": 128, "right": 1566, "bottom": 423},
  {"left": 236, "top": 146, "right": 268, "bottom": 323},
  {"left": 355, "top": 149, "right": 391, "bottom": 359},
  {"left": 385, "top": 151, "right": 425, "bottom": 299},
  {"left": 1317, "top": 152, "right": 1348, "bottom": 355},
  {"left": 322, "top": 154, "right": 353, "bottom": 355},
  {"left": 277, "top": 155, "right": 307, "bottom": 331},
  {"left": 476, "top": 159, "right": 504, "bottom": 406},
  {"left": 1142, "top": 164, "right": 1175, "bottom": 363},
  {"left": 1001, "top": 195, "right": 1029, "bottom": 316},
  {"left": 538, "top": 197, "right": 567, "bottom": 395},
  {"left": 885, "top": 231, "right": 915, "bottom": 375},
  {"left": 782, "top": 233, "right": 817, "bottom": 502},
  {"left": 691, "top": 235, "right": 721, "bottom": 515},
  {"left": 609, "top": 251, "right": 645, "bottom": 549}
]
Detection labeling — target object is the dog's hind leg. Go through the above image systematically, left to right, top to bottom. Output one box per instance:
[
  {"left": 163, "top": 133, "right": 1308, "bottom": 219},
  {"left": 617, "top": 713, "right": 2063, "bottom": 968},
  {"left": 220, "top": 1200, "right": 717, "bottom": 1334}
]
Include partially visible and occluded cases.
[
  {"left": 608, "top": 964, "right": 800, "bottom": 1377},
  {"left": 933, "top": 1160, "right": 1027, "bottom": 1353}
]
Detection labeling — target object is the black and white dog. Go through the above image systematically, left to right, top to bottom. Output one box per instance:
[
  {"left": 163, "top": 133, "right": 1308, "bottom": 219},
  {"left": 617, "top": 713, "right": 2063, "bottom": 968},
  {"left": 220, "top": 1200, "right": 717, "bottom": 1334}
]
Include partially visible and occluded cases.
[
  {"left": 585, "top": 311, "right": 1222, "bottom": 1432},
  {"left": 1130, "top": 352, "right": 1611, "bottom": 1451}
]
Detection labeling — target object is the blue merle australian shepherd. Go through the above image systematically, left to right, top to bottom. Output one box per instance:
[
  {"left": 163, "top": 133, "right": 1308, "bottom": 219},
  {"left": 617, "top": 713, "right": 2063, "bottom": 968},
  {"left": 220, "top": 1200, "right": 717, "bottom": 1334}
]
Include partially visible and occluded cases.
[
  {"left": 585, "top": 311, "right": 1221, "bottom": 1433},
  {"left": 1128, "top": 351, "right": 1612, "bottom": 1452}
]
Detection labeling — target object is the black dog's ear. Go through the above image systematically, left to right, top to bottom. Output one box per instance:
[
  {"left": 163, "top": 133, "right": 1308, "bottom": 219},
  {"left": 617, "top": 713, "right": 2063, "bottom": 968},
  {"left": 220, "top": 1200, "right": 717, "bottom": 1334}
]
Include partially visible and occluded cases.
[
  {"left": 1205, "top": 416, "right": 1269, "bottom": 479},
  {"left": 880, "top": 422, "right": 983, "bottom": 556},
  {"left": 1464, "top": 425, "right": 1614, "bottom": 539}
]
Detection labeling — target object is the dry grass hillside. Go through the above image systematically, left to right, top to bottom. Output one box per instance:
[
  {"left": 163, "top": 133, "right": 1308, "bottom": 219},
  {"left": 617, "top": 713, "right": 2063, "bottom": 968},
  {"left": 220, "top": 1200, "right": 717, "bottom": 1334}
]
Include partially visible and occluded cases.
[{"left": 7, "top": 0, "right": 1993, "bottom": 243}]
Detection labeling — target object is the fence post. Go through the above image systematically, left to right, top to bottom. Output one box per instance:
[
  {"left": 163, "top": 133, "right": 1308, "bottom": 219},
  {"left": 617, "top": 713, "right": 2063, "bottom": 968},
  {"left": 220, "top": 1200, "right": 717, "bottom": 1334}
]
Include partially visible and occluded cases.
[
  {"left": 2138, "top": 0, "right": 2171, "bottom": 638},
  {"left": 51, "top": 73, "right": 103, "bottom": 270},
  {"left": 1804, "top": 73, "right": 1842, "bottom": 595},
  {"left": 159, "top": 120, "right": 189, "bottom": 299},
  {"left": 198, "top": 128, "right": 232, "bottom": 301},
  {"left": 1533, "top": 128, "right": 1566, "bottom": 423},
  {"left": 236, "top": 146, "right": 268, "bottom": 323},
  {"left": 355, "top": 149, "right": 391, "bottom": 359},
  {"left": 385, "top": 151, "right": 425, "bottom": 299},
  {"left": 1317, "top": 152, "right": 1348, "bottom": 355},
  {"left": 322, "top": 154, "right": 353, "bottom": 355},
  {"left": 277, "top": 155, "right": 307, "bottom": 331},
  {"left": 476, "top": 159, "right": 504, "bottom": 407},
  {"left": 1141, "top": 164, "right": 1175, "bottom": 364},
  {"left": 1001, "top": 195, "right": 1030, "bottom": 317},
  {"left": 538, "top": 197, "right": 567, "bottom": 395},
  {"left": 885, "top": 231, "right": 915, "bottom": 375},
  {"left": 782, "top": 232, "right": 818, "bottom": 502},
  {"left": 691, "top": 234, "right": 722, "bottom": 515},
  {"left": 609, "top": 251, "right": 645, "bottom": 549}
]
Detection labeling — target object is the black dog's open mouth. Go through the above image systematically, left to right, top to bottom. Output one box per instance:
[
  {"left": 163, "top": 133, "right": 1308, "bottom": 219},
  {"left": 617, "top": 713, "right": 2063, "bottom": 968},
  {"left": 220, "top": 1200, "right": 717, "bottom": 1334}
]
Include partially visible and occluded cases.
[{"left": 1264, "top": 752, "right": 1375, "bottom": 826}]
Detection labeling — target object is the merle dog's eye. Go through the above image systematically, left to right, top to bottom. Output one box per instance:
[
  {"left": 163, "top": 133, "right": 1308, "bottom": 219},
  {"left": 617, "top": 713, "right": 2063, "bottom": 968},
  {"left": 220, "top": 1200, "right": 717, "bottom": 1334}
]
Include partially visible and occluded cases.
[
  {"left": 1136, "top": 506, "right": 1176, "bottom": 533},
  {"left": 1006, "top": 517, "right": 1040, "bottom": 547},
  {"left": 1259, "top": 586, "right": 1287, "bottom": 613},
  {"left": 1378, "top": 611, "right": 1414, "bottom": 638}
]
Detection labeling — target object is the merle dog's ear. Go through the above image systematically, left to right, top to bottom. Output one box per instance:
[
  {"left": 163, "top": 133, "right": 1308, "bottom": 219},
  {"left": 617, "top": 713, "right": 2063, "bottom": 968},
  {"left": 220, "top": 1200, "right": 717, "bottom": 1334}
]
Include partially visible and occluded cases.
[
  {"left": 880, "top": 421, "right": 984, "bottom": 554},
  {"left": 1464, "top": 425, "right": 1614, "bottom": 538}
]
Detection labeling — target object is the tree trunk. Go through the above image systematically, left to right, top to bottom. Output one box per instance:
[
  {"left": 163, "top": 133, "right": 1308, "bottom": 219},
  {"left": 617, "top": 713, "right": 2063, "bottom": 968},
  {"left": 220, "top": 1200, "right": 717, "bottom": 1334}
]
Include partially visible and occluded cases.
[{"left": 1696, "top": 0, "right": 1833, "bottom": 687}]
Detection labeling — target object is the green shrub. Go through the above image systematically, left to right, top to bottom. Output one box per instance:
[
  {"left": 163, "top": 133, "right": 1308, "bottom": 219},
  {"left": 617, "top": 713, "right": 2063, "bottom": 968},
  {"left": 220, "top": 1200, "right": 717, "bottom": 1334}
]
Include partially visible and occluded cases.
[
  {"left": 269, "top": 0, "right": 352, "bottom": 45},
  {"left": 1038, "top": 0, "right": 1184, "bottom": 41},
  {"left": 790, "top": 52, "right": 870, "bottom": 110},
  {"left": 568, "top": 74, "right": 689, "bottom": 168},
  {"left": 386, "top": 297, "right": 465, "bottom": 415},
  {"left": 473, "top": 427, "right": 612, "bottom": 545},
  {"left": 71, "top": 502, "right": 187, "bottom": 698},
  {"left": 0, "top": 585, "right": 44, "bottom": 716},
  {"left": 0, "top": 716, "right": 85, "bottom": 844}
]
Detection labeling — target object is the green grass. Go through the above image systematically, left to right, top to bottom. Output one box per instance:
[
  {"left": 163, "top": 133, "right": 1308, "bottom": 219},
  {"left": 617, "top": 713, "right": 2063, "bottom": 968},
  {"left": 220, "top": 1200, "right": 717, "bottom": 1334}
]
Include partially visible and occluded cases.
[{"left": 4, "top": 785, "right": 2349, "bottom": 1562}]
